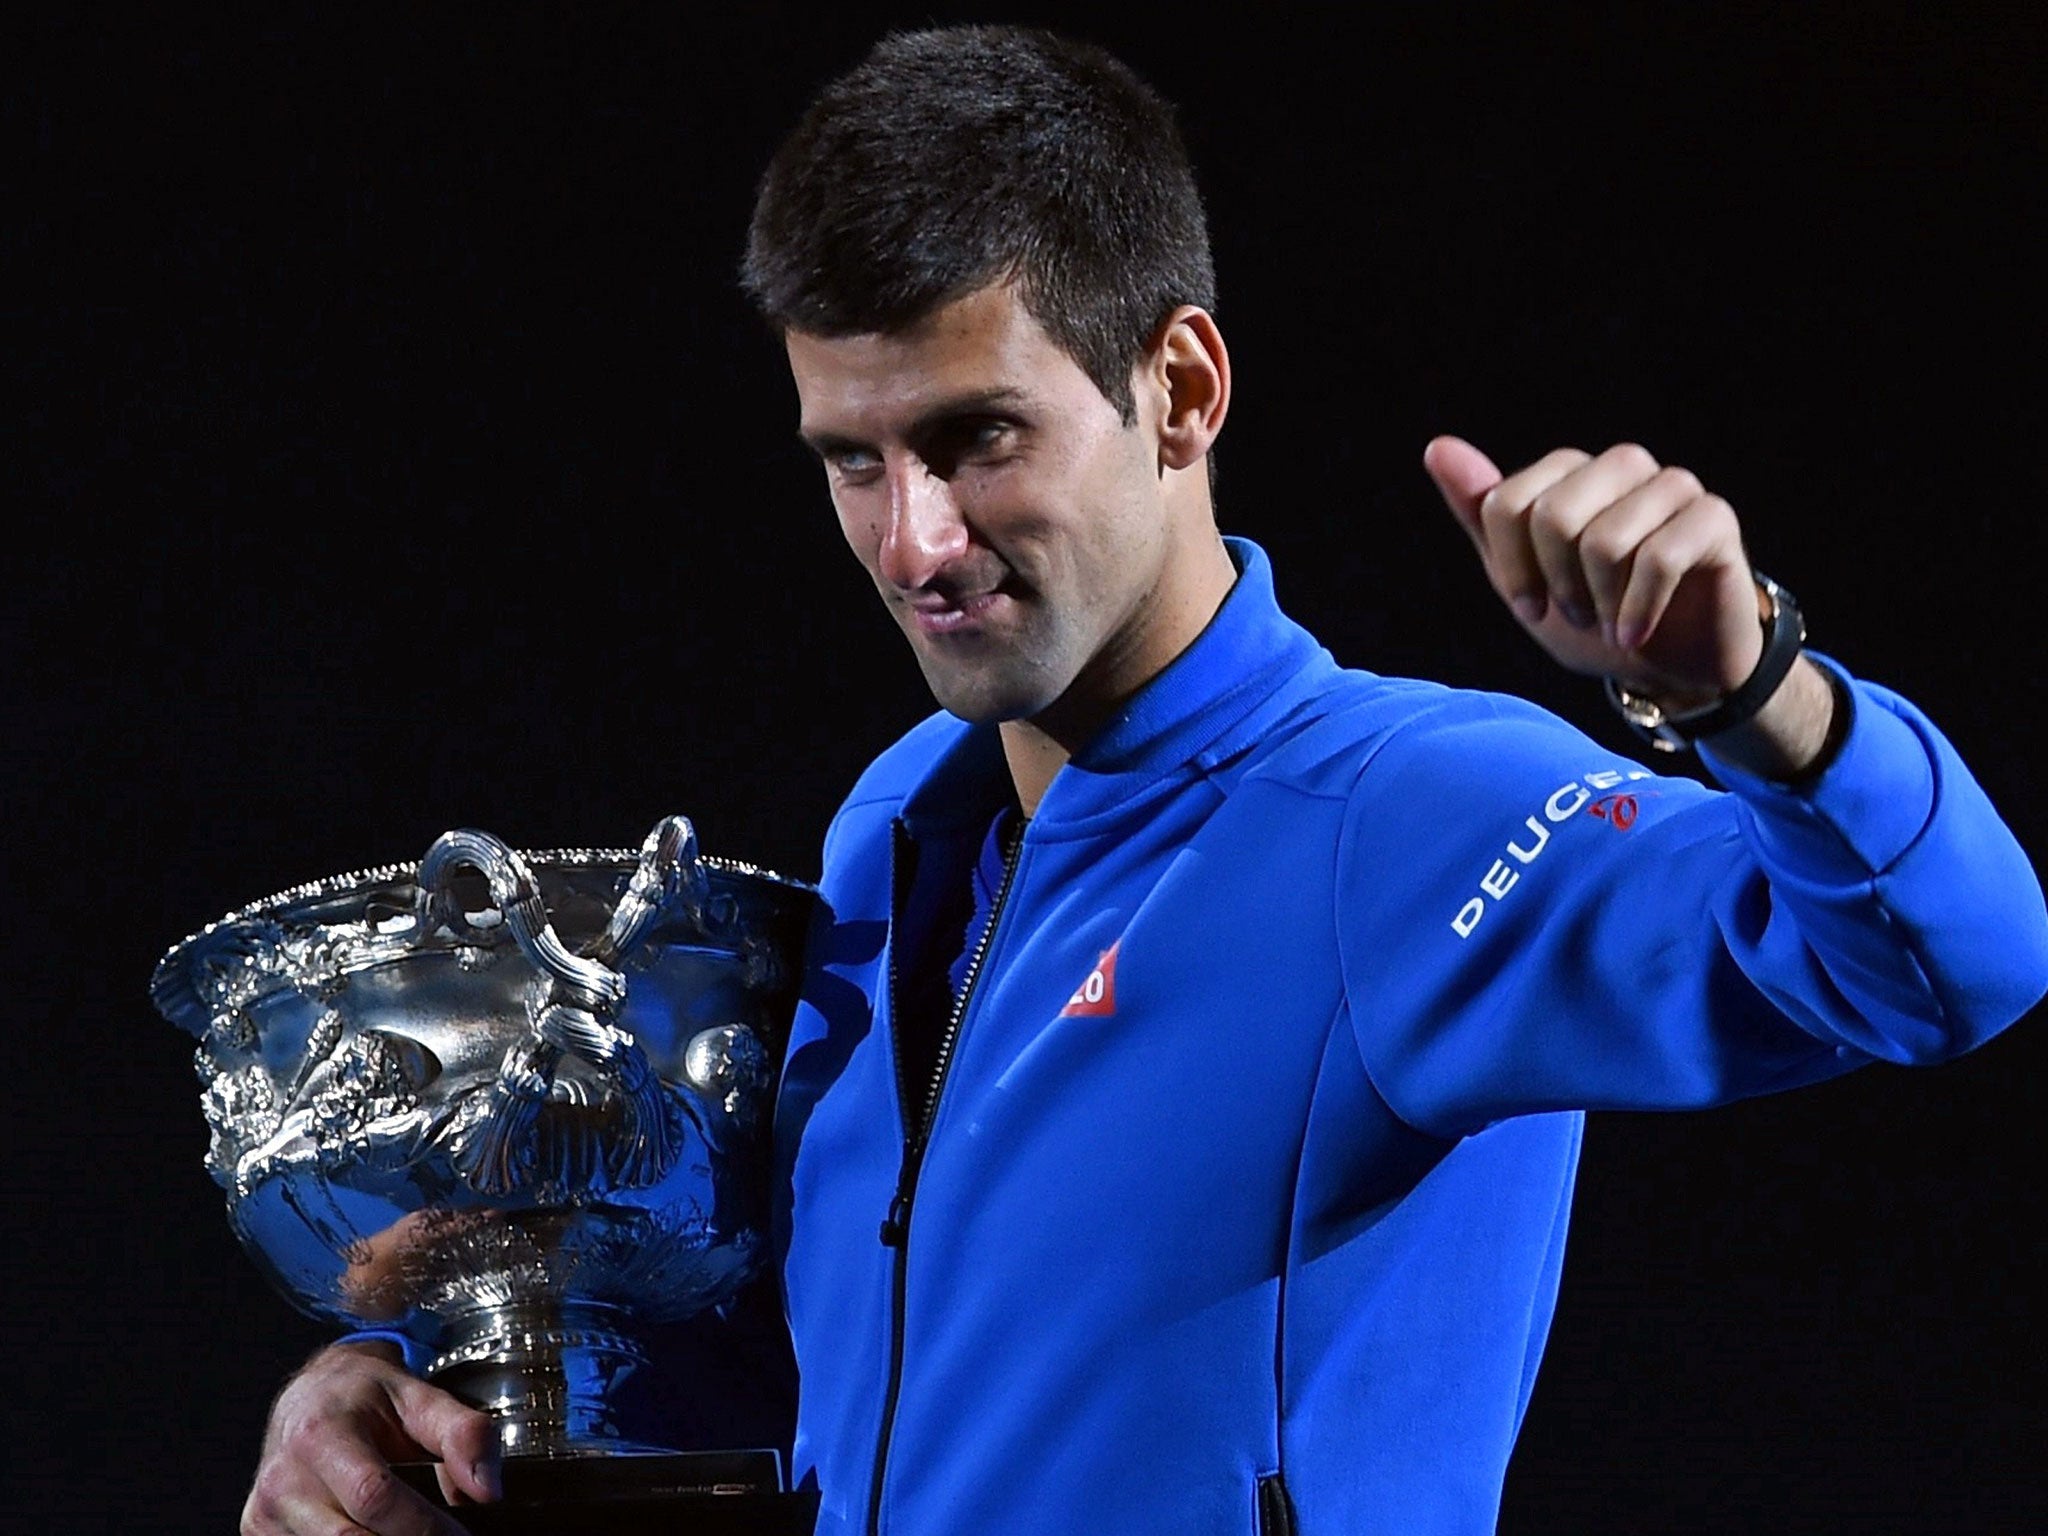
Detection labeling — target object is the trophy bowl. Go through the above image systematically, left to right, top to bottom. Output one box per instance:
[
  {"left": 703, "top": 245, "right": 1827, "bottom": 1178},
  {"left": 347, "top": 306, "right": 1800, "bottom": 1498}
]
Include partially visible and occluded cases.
[{"left": 150, "top": 814, "right": 814, "bottom": 1490}]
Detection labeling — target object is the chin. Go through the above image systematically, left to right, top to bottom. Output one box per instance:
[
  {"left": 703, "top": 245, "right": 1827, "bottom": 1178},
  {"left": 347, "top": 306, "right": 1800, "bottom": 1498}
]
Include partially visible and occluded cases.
[
  {"left": 918, "top": 664, "right": 1062, "bottom": 727},
  {"left": 929, "top": 690, "right": 1039, "bottom": 727}
]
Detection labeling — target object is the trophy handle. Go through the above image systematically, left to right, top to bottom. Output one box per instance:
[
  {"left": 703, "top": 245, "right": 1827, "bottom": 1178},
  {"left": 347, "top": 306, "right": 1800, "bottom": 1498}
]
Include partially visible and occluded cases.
[
  {"left": 586, "top": 813, "right": 708, "bottom": 967},
  {"left": 416, "top": 828, "right": 678, "bottom": 1195},
  {"left": 417, "top": 829, "right": 627, "bottom": 1012}
]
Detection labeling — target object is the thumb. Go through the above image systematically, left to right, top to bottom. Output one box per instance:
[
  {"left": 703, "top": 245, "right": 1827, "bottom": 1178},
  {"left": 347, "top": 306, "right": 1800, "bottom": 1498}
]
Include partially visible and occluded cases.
[
  {"left": 1422, "top": 434, "right": 1504, "bottom": 546},
  {"left": 387, "top": 1373, "right": 503, "bottom": 1504}
]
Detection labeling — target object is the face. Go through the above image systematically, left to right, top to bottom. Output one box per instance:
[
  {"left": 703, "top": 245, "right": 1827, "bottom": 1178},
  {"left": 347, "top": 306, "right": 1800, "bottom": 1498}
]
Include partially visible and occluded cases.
[{"left": 786, "top": 283, "right": 1197, "bottom": 735}]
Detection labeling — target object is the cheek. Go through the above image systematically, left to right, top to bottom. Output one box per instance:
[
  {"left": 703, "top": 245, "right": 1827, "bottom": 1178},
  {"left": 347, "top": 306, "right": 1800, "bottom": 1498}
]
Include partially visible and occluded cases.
[
  {"left": 1074, "top": 443, "right": 1165, "bottom": 560},
  {"left": 832, "top": 494, "right": 884, "bottom": 568}
]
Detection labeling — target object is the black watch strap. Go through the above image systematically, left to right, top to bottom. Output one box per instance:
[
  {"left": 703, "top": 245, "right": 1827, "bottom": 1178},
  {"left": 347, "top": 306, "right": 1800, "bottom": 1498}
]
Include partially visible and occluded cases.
[{"left": 1604, "top": 573, "right": 1806, "bottom": 752}]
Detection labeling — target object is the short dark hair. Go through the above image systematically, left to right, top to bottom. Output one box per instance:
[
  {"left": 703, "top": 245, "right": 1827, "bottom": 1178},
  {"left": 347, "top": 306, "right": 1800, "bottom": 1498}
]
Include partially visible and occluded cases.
[{"left": 741, "top": 24, "right": 1216, "bottom": 424}]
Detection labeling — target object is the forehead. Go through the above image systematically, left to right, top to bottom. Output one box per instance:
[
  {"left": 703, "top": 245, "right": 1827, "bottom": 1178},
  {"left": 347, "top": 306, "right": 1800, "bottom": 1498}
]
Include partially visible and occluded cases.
[{"left": 784, "top": 283, "right": 1093, "bottom": 433}]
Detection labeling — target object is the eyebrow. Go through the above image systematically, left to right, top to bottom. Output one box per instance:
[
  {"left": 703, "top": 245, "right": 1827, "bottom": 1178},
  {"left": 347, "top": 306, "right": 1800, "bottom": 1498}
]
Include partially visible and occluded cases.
[{"left": 798, "top": 387, "right": 1034, "bottom": 455}]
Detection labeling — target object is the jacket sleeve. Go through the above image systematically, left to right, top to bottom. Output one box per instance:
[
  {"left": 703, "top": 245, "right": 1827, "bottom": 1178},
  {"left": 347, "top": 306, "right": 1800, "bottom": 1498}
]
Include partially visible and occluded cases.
[{"left": 1334, "top": 659, "right": 2048, "bottom": 1141}]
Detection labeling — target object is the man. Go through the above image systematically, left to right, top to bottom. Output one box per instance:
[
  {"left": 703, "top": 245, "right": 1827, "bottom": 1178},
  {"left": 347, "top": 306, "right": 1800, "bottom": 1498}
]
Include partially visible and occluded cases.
[{"left": 242, "top": 24, "right": 2046, "bottom": 1536}]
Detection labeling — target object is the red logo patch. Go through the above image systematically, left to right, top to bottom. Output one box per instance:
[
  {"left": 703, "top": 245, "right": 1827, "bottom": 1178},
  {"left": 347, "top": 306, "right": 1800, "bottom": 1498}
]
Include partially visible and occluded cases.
[
  {"left": 1587, "top": 792, "right": 1642, "bottom": 830},
  {"left": 1060, "top": 940, "right": 1121, "bottom": 1017}
]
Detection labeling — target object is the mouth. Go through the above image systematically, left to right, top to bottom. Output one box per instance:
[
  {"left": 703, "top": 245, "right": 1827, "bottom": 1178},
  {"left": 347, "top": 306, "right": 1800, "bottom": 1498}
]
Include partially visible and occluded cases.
[{"left": 903, "top": 587, "right": 1012, "bottom": 636}]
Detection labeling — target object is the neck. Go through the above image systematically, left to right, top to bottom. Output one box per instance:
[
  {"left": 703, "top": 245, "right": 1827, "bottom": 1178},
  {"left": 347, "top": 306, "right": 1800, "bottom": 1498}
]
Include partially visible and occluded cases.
[
  {"left": 997, "top": 527, "right": 1238, "bottom": 816},
  {"left": 997, "top": 722, "right": 1070, "bottom": 819}
]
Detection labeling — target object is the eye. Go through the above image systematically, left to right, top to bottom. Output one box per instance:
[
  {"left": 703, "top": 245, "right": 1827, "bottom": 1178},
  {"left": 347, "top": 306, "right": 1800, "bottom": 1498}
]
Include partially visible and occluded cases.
[
  {"left": 922, "top": 416, "right": 1017, "bottom": 477},
  {"left": 959, "top": 417, "right": 1014, "bottom": 455},
  {"left": 821, "top": 445, "right": 883, "bottom": 485}
]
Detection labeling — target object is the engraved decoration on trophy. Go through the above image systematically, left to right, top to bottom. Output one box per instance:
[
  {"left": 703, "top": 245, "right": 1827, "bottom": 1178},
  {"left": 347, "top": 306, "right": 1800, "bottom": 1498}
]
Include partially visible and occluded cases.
[{"left": 150, "top": 815, "right": 815, "bottom": 1481}]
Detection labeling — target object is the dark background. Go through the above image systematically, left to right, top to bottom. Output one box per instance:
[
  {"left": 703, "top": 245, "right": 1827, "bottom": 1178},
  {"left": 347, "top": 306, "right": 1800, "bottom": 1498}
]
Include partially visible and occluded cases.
[{"left": 10, "top": 3, "right": 2044, "bottom": 1530}]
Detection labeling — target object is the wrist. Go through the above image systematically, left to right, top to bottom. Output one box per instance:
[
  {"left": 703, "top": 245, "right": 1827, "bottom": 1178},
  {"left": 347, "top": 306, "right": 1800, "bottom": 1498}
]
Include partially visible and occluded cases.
[{"left": 1697, "top": 655, "right": 1846, "bottom": 783}]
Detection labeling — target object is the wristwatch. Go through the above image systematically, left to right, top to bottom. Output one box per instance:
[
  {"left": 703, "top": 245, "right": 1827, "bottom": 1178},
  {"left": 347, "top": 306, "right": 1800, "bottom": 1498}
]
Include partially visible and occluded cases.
[{"left": 1603, "top": 572, "right": 1806, "bottom": 752}]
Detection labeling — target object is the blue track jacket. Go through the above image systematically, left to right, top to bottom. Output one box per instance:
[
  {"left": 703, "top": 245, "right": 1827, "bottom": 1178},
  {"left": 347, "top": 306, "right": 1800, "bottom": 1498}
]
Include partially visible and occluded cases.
[{"left": 775, "top": 538, "right": 2047, "bottom": 1535}]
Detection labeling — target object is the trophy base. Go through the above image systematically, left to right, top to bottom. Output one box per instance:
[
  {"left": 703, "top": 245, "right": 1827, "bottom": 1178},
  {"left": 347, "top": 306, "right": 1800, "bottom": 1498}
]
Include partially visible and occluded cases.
[{"left": 394, "top": 1449, "right": 821, "bottom": 1534}]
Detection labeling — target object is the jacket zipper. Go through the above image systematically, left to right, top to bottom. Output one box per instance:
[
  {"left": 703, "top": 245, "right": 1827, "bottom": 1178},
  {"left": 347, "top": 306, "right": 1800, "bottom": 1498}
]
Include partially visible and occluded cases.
[
  {"left": 867, "top": 814, "right": 1024, "bottom": 1536},
  {"left": 1256, "top": 1471, "right": 1298, "bottom": 1536}
]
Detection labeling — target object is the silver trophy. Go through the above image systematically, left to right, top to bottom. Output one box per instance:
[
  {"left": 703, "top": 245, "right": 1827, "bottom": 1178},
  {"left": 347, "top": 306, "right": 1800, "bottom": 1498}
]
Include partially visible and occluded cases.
[{"left": 151, "top": 815, "right": 817, "bottom": 1522}]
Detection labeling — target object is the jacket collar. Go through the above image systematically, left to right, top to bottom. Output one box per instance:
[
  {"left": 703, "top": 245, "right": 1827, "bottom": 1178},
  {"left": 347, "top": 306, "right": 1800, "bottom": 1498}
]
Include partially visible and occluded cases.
[{"left": 898, "top": 537, "right": 1334, "bottom": 836}]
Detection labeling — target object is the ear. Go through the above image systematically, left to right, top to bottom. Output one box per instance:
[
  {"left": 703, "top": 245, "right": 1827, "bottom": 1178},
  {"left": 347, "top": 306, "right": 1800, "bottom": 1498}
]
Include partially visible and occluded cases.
[{"left": 1140, "top": 306, "right": 1230, "bottom": 472}]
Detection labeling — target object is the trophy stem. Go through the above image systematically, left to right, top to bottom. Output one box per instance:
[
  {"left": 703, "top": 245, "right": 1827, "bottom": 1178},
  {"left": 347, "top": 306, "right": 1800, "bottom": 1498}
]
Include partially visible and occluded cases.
[{"left": 427, "top": 1300, "right": 671, "bottom": 1458}]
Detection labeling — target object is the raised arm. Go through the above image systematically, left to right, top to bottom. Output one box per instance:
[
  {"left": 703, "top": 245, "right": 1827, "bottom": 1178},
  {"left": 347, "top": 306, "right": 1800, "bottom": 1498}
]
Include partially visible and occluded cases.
[{"left": 1330, "top": 437, "right": 2048, "bottom": 1138}]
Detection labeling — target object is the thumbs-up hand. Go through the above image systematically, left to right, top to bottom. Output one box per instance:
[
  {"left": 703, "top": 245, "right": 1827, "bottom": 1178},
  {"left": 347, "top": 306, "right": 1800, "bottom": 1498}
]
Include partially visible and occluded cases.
[
  {"left": 1422, "top": 434, "right": 1838, "bottom": 778},
  {"left": 1422, "top": 435, "right": 1767, "bottom": 709}
]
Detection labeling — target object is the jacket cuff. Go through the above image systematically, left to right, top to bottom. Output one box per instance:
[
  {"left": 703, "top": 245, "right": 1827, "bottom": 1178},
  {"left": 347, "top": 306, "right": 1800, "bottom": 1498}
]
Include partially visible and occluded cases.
[
  {"left": 1699, "top": 654, "right": 1936, "bottom": 878},
  {"left": 335, "top": 1328, "right": 433, "bottom": 1376}
]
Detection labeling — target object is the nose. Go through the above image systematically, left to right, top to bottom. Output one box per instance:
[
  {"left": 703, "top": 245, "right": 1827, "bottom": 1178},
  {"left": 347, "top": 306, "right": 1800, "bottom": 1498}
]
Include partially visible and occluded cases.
[{"left": 875, "top": 458, "right": 968, "bottom": 591}]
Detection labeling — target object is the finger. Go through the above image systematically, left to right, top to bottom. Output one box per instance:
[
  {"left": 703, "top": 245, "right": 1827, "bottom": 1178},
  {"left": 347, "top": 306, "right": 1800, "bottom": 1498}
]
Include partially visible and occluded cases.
[
  {"left": 1420, "top": 434, "right": 1505, "bottom": 551},
  {"left": 1518, "top": 443, "right": 1663, "bottom": 629},
  {"left": 1477, "top": 447, "right": 1591, "bottom": 622},
  {"left": 1574, "top": 464, "right": 1705, "bottom": 641},
  {"left": 1614, "top": 494, "right": 1753, "bottom": 672},
  {"left": 249, "top": 1346, "right": 491, "bottom": 1535},
  {"left": 386, "top": 1375, "right": 501, "bottom": 1505},
  {"left": 245, "top": 1450, "right": 464, "bottom": 1536},
  {"left": 327, "top": 1456, "right": 465, "bottom": 1536}
]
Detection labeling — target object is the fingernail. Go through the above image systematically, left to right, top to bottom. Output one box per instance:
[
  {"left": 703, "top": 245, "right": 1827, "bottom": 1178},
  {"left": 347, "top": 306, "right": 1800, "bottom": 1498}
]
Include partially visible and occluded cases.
[
  {"left": 1510, "top": 594, "right": 1545, "bottom": 626},
  {"left": 1558, "top": 599, "right": 1594, "bottom": 630},
  {"left": 1615, "top": 620, "right": 1645, "bottom": 651},
  {"left": 473, "top": 1459, "right": 503, "bottom": 1501}
]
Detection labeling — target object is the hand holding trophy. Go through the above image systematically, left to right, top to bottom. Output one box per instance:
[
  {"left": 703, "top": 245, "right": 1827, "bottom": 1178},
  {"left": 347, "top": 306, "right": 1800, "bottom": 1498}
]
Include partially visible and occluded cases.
[{"left": 151, "top": 815, "right": 821, "bottom": 1532}]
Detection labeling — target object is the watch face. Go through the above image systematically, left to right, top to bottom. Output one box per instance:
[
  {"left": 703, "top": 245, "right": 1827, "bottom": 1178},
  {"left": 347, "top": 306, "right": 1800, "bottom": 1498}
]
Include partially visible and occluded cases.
[
  {"left": 1605, "top": 681, "right": 1691, "bottom": 751},
  {"left": 1618, "top": 689, "right": 1667, "bottom": 728}
]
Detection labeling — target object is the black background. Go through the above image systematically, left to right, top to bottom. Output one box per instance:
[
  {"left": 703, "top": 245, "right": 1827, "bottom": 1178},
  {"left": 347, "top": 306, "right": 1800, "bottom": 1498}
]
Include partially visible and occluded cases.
[{"left": 10, "top": 4, "right": 2045, "bottom": 1530}]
